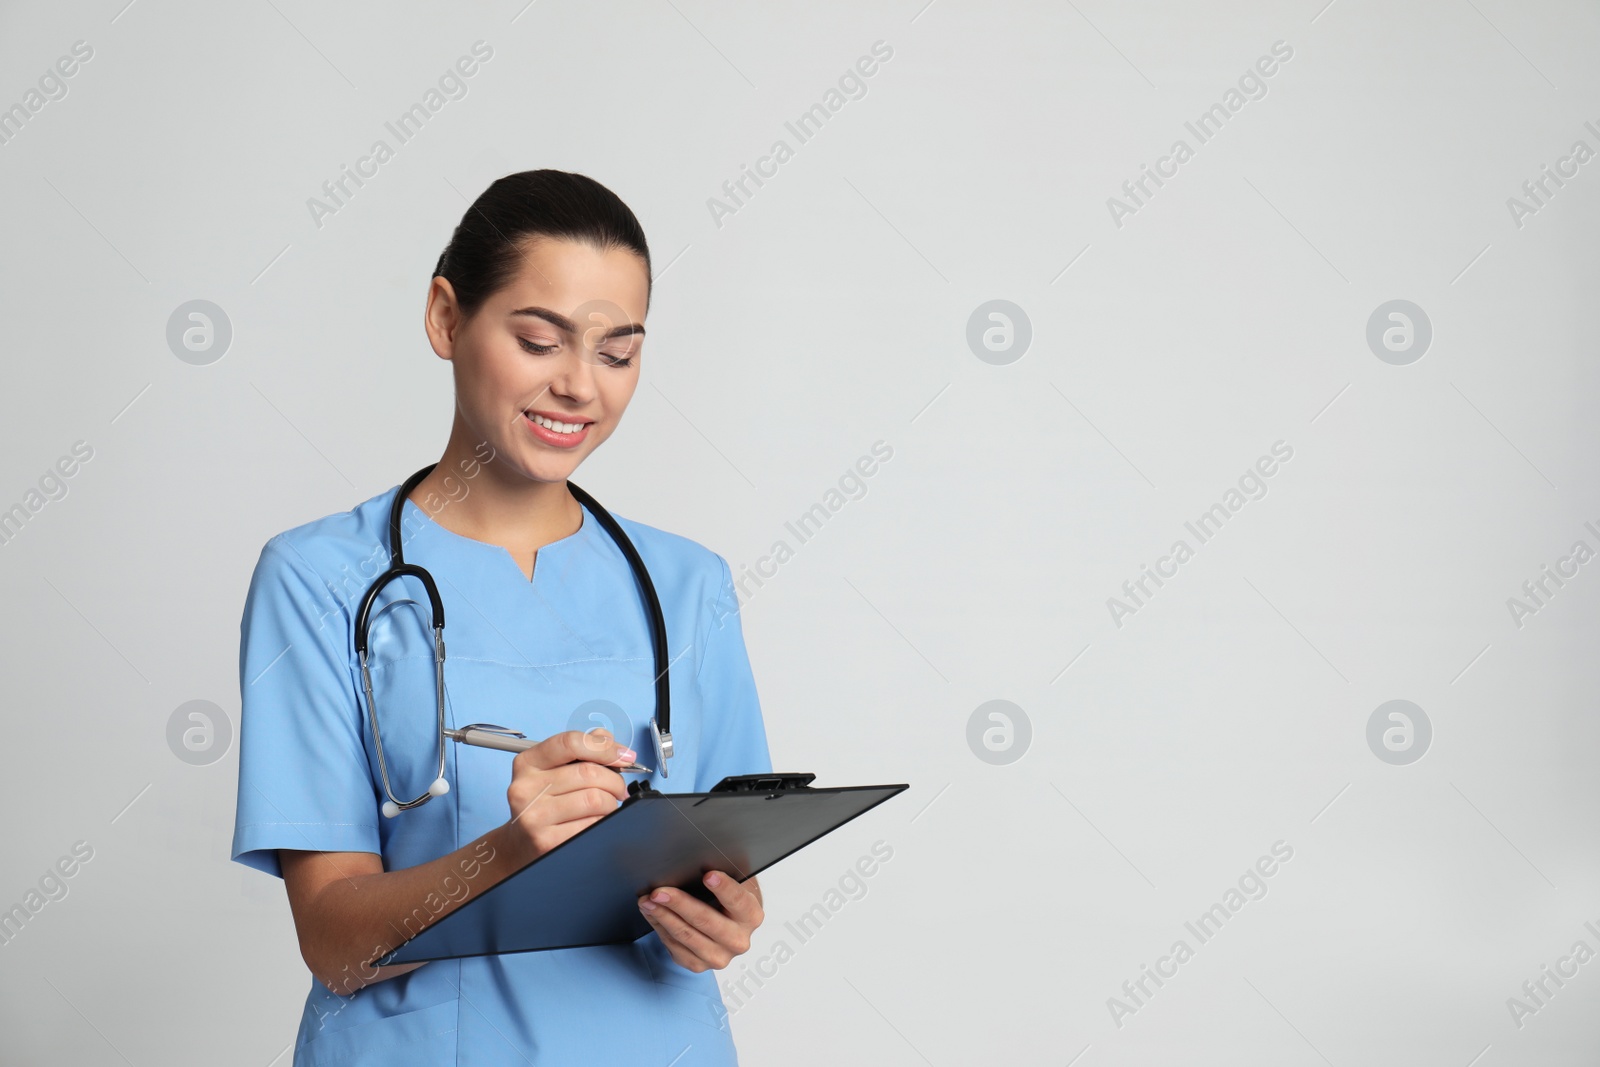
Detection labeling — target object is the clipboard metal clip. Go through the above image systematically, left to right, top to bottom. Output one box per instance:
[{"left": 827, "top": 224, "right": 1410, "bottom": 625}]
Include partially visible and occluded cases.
[
  {"left": 626, "top": 773, "right": 819, "bottom": 801},
  {"left": 708, "top": 773, "right": 818, "bottom": 794}
]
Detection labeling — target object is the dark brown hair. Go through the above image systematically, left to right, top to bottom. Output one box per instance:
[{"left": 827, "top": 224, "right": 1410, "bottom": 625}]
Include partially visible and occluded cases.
[{"left": 432, "top": 169, "right": 651, "bottom": 320}]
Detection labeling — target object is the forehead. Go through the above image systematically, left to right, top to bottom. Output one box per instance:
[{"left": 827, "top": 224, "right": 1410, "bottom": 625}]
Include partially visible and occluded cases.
[{"left": 497, "top": 236, "right": 650, "bottom": 320}]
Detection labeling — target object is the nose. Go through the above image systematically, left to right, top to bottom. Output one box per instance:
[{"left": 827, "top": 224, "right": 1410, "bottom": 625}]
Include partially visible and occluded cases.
[{"left": 547, "top": 345, "right": 599, "bottom": 406}]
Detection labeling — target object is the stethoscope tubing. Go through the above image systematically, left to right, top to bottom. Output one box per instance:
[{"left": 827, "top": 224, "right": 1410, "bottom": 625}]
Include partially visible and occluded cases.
[{"left": 353, "top": 463, "right": 673, "bottom": 816}]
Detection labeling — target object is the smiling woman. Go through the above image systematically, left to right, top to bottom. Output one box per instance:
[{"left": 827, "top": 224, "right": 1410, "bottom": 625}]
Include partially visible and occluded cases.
[
  {"left": 231, "top": 170, "right": 774, "bottom": 1067},
  {"left": 408, "top": 184, "right": 653, "bottom": 562}
]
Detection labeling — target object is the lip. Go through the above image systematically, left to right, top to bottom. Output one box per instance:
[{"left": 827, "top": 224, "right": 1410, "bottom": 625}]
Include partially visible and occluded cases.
[
  {"left": 526, "top": 409, "right": 594, "bottom": 426},
  {"left": 523, "top": 410, "right": 592, "bottom": 449}
]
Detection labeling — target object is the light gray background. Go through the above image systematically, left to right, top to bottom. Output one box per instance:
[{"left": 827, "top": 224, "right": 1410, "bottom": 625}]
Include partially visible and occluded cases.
[{"left": 1, "top": 0, "right": 1597, "bottom": 1063}]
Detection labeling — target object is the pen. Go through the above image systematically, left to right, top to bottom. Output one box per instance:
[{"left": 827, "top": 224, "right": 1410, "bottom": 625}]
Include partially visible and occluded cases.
[{"left": 444, "top": 724, "right": 654, "bottom": 773}]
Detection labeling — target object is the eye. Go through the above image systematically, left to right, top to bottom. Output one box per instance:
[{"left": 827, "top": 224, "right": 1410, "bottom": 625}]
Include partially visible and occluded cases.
[
  {"left": 521, "top": 336, "right": 638, "bottom": 367},
  {"left": 601, "top": 338, "right": 642, "bottom": 369}
]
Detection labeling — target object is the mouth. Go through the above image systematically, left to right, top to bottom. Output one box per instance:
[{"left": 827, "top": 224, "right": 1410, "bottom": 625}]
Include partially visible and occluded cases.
[{"left": 523, "top": 409, "right": 593, "bottom": 448}]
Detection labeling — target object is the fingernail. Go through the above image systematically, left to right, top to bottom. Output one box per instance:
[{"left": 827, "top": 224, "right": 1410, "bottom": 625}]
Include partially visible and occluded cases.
[
  {"left": 617, "top": 747, "right": 638, "bottom": 763},
  {"left": 705, "top": 873, "right": 721, "bottom": 888},
  {"left": 651, "top": 890, "right": 670, "bottom": 903},
  {"left": 640, "top": 900, "right": 656, "bottom": 913}
]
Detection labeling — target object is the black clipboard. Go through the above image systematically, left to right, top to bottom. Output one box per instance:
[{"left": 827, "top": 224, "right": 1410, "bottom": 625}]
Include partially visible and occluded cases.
[{"left": 374, "top": 773, "right": 908, "bottom": 966}]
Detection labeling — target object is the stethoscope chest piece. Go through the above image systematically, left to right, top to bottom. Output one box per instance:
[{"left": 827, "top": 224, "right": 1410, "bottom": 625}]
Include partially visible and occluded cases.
[{"left": 650, "top": 718, "right": 673, "bottom": 779}]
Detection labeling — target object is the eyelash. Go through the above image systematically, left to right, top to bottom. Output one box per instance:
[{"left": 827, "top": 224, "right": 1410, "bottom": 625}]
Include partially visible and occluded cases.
[{"left": 519, "top": 337, "right": 635, "bottom": 368}]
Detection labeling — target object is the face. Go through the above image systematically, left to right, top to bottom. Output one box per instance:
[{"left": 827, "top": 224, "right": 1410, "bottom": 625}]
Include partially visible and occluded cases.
[{"left": 424, "top": 236, "right": 649, "bottom": 485}]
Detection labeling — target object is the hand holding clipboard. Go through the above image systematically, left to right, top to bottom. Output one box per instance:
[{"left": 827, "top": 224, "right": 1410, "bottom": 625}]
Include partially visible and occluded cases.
[{"left": 496, "top": 726, "right": 770, "bottom": 972}]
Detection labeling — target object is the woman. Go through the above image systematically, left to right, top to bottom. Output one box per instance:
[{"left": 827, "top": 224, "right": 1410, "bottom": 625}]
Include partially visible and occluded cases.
[{"left": 231, "top": 170, "right": 772, "bottom": 1065}]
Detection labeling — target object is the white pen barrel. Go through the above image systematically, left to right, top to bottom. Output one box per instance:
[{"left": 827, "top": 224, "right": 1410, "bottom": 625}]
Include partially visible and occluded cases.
[{"left": 455, "top": 728, "right": 537, "bottom": 754}]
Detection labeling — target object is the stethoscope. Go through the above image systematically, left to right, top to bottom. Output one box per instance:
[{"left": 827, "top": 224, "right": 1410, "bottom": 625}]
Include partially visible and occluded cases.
[{"left": 354, "top": 463, "right": 674, "bottom": 817}]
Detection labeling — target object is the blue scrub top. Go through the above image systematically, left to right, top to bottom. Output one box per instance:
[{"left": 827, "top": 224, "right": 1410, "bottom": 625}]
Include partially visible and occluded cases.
[{"left": 230, "top": 482, "right": 772, "bottom": 1066}]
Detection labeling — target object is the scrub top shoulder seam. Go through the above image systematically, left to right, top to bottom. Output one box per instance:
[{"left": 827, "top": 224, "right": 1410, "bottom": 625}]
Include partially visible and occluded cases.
[{"left": 693, "top": 554, "right": 740, "bottom": 685}]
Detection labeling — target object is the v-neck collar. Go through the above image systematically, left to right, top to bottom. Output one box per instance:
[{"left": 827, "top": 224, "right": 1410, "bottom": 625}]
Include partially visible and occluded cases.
[{"left": 400, "top": 493, "right": 591, "bottom": 585}]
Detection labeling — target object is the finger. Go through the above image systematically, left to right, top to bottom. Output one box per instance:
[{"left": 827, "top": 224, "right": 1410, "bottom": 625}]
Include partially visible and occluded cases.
[
  {"left": 565, "top": 727, "right": 637, "bottom": 767},
  {"left": 576, "top": 727, "right": 636, "bottom": 765},
  {"left": 516, "top": 729, "right": 636, "bottom": 772},
  {"left": 509, "top": 759, "right": 626, "bottom": 808},
  {"left": 538, "top": 760, "right": 628, "bottom": 802},
  {"left": 509, "top": 785, "right": 620, "bottom": 829},
  {"left": 527, "top": 813, "right": 603, "bottom": 853},
  {"left": 700, "top": 871, "right": 763, "bottom": 927},
  {"left": 647, "top": 884, "right": 749, "bottom": 940},
  {"left": 639, "top": 889, "right": 747, "bottom": 961},
  {"left": 639, "top": 897, "right": 729, "bottom": 969},
  {"left": 638, "top": 909, "right": 707, "bottom": 972}
]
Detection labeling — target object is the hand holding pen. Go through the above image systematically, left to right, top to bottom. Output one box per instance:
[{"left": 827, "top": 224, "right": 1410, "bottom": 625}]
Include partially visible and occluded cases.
[
  {"left": 448, "top": 722, "right": 652, "bottom": 772},
  {"left": 497, "top": 728, "right": 647, "bottom": 860}
]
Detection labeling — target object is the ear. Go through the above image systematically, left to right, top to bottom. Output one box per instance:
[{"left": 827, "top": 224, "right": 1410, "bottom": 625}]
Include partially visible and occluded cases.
[{"left": 424, "top": 276, "right": 465, "bottom": 361}]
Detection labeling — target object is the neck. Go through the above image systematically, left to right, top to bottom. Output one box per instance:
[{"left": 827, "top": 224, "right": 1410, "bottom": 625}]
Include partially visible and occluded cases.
[{"left": 408, "top": 418, "right": 582, "bottom": 554}]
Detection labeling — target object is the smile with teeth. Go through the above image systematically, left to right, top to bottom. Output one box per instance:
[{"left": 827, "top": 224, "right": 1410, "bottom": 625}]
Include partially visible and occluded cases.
[{"left": 527, "top": 412, "right": 589, "bottom": 434}]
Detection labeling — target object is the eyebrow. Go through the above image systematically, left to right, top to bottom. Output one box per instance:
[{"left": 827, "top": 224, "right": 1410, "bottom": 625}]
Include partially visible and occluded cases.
[{"left": 509, "top": 306, "right": 645, "bottom": 340}]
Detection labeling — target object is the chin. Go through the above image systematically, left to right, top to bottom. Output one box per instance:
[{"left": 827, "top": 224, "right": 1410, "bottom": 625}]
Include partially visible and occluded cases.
[{"left": 519, "top": 454, "right": 586, "bottom": 483}]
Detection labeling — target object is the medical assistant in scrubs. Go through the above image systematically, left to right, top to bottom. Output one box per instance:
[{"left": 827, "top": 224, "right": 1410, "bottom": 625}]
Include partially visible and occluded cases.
[{"left": 230, "top": 481, "right": 772, "bottom": 1066}]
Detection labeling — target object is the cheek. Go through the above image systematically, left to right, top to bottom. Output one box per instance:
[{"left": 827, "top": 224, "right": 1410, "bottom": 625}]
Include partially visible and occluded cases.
[
  {"left": 469, "top": 352, "right": 542, "bottom": 412},
  {"left": 467, "top": 373, "right": 520, "bottom": 423},
  {"left": 603, "top": 373, "right": 640, "bottom": 415},
  {"left": 583, "top": 384, "right": 632, "bottom": 449}
]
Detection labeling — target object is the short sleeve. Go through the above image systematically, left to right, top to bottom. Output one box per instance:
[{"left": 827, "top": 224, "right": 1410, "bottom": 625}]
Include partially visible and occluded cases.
[
  {"left": 231, "top": 537, "right": 380, "bottom": 878},
  {"left": 691, "top": 555, "right": 773, "bottom": 792}
]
